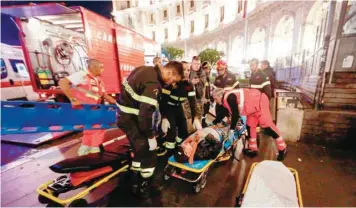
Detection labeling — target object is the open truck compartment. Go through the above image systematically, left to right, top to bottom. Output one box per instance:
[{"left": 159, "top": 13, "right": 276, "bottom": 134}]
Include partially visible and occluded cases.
[{"left": 1, "top": 3, "right": 160, "bottom": 97}]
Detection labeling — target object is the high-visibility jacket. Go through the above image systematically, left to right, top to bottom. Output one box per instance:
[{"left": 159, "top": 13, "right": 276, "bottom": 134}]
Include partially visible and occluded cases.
[
  {"left": 117, "top": 65, "right": 162, "bottom": 138},
  {"left": 249, "top": 69, "right": 272, "bottom": 99},
  {"left": 71, "top": 72, "right": 105, "bottom": 104},
  {"left": 159, "top": 80, "right": 198, "bottom": 119},
  {"left": 222, "top": 88, "right": 262, "bottom": 116}
]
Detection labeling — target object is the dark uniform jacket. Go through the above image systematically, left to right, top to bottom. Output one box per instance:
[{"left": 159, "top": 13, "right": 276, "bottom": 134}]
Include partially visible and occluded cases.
[
  {"left": 117, "top": 65, "right": 162, "bottom": 138},
  {"left": 262, "top": 67, "right": 275, "bottom": 97},
  {"left": 189, "top": 68, "right": 206, "bottom": 100},
  {"left": 249, "top": 69, "right": 272, "bottom": 100},
  {"left": 213, "top": 71, "right": 239, "bottom": 89},
  {"left": 205, "top": 75, "right": 212, "bottom": 102},
  {"left": 159, "top": 80, "right": 198, "bottom": 121}
]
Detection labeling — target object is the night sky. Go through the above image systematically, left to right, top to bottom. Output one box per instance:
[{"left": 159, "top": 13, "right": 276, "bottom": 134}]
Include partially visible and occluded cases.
[{"left": 1, "top": 1, "right": 113, "bottom": 18}]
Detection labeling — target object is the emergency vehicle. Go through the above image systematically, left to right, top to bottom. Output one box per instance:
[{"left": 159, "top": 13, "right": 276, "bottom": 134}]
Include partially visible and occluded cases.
[
  {"left": 1, "top": 3, "right": 160, "bottom": 101},
  {"left": 1, "top": 43, "right": 39, "bottom": 100}
]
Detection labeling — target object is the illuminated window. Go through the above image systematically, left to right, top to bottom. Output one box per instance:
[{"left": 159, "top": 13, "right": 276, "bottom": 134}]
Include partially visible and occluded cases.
[
  {"left": 190, "top": 0, "right": 194, "bottom": 8},
  {"left": 237, "top": 0, "right": 243, "bottom": 14},
  {"left": 127, "top": 1, "right": 131, "bottom": 8},
  {"left": 177, "top": 5, "right": 181, "bottom": 14},
  {"left": 220, "top": 6, "right": 225, "bottom": 22},
  {"left": 164, "top": 10, "right": 168, "bottom": 19},
  {"left": 150, "top": 13, "right": 155, "bottom": 23},
  {"left": 205, "top": 14, "right": 209, "bottom": 28},
  {"left": 191, "top": 20, "right": 195, "bottom": 33},
  {"left": 177, "top": 25, "right": 181, "bottom": 37},
  {"left": 165, "top": 28, "right": 168, "bottom": 39}
]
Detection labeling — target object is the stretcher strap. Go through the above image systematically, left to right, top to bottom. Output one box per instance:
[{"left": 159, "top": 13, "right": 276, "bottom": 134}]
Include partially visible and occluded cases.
[{"left": 1, "top": 101, "right": 117, "bottom": 135}]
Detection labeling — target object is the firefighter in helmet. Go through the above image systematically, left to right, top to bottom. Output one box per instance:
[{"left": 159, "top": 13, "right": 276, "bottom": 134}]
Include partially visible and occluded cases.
[
  {"left": 59, "top": 59, "right": 116, "bottom": 156},
  {"left": 212, "top": 60, "right": 239, "bottom": 125},
  {"left": 116, "top": 61, "right": 184, "bottom": 205}
]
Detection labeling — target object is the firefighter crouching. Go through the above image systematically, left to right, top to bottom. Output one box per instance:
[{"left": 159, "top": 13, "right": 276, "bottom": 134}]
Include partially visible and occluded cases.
[
  {"left": 59, "top": 59, "right": 116, "bottom": 156},
  {"left": 212, "top": 60, "right": 239, "bottom": 125},
  {"left": 116, "top": 61, "right": 184, "bottom": 204},
  {"left": 158, "top": 61, "right": 202, "bottom": 156},
  {"left": 211, "top": 88, "right": 288, "bottom": 161}
]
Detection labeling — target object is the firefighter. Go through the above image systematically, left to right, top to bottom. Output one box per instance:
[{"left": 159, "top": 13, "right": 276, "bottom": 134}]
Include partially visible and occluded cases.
[
  {"left": 189, "top": 56, "right": 206, "bottom": 122},
  {"left": 249, "top": 58, "right": 272, "bottom": 100},
  {"left": 59, "top": 59, "right": 116, "bottom": 156},
  {"left": 212, "top": 60, "right": 239, "bottom": 125},
  {"left": 261, "top": 60, "right": 276, "bottom": 96},
  {"left": 116, "top": 61, "right": 183, "bottom": 204},
  {"left": 158, "top": 61, "right": 202, "bottom": 156},
  {"left": 201, "top": 61, "right": 212, "bottom": 127},
  {"left": 211, "top": 88, "right": 288, "bottom": 161}
]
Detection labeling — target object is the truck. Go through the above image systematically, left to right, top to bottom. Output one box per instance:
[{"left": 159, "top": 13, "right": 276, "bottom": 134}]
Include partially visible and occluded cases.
[{"left": 1, "top": 3, "right": 161, "bottom": 101}]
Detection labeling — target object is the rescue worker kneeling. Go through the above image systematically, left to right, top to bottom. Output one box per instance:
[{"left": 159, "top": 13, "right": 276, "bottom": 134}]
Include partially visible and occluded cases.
[
  {"left": 116, "top": 61, "right": 183, "bottom": 204},
  {"left": 158, "top": 61, "right": 202, "bottom": 156},
  {"left": 212, "top": 88, "right": 287, "bottom": 161}
]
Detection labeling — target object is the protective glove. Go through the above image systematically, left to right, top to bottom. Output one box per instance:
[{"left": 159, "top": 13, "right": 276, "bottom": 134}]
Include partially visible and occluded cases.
[
  {"left": 161, "top": 118, "right": 170, "bottom": 133},
  {"left": 193, "top": 118, "right": 203, "bottom": 130},
  {"left": 148, "top": 137, "right": 157, "bottom": 151}
]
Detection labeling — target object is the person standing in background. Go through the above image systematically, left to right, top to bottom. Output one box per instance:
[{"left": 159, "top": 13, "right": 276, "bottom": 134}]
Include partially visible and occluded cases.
[
  {"left": 189, "top": 56, "right": 206, "bottom": 125},
  {"left": 249, "top": 58, "right": 272, "bottom": 100},
  {"left": 201, "top": 61, "right": 212, "bottom": 127}
]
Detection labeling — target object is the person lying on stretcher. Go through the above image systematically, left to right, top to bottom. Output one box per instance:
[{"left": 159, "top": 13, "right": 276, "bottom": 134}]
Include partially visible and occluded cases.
[{"left": 173, "top": 119, "right": 245, "bottom": 164}]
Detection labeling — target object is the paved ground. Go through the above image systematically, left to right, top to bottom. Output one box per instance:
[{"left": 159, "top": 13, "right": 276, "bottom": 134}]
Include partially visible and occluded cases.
[{"left": 1, "top": 130, "right": 356, "bottom": 207}]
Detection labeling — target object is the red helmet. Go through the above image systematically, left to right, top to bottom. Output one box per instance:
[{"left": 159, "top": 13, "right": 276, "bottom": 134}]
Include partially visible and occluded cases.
[{"left": 216, "top": 60, "right": 227, "bottom": 71}]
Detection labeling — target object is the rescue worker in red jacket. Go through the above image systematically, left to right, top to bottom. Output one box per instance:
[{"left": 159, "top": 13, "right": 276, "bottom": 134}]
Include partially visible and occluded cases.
[
  {"left": 249, "top": 58, "right": 272, "bottom": 100},
  {"left": 59, "top": 59, "right": 116, "bottom": 156},
  {"left": 212, "top": 60, "right": 239, "bottom": 125},
  {"left": 116, "top": 61, "right": 183, "bottom": 205},
  {"left": 158, "top": 61, "right": 202, "bottom": 156},
  {"left": 211, "top": 88, "right": 287, "bottom": 161}
]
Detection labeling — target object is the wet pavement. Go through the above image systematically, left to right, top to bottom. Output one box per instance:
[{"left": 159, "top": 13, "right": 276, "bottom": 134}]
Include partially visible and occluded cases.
[{"left": 1, "top": 131, "right": 356, "bottom": 207}]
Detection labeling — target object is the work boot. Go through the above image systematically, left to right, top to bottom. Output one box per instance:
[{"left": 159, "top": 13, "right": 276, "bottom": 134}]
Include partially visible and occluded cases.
[
  {"left": 156, "top": 146, "right": 167, "bottom": 157},
  {"left": 277, "top": 147, "right": 287, "bottom": 161},
  {"left": 243, "top": 149, "right": 258, "bottom": 158},
  {"left": 137, "top": 177, "right": 155, "bottom": 207}
]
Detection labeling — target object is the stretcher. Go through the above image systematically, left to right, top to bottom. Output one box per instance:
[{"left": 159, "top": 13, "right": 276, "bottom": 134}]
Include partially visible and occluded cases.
[
  {"left": 164, "top": 118, "right": 247, "bottom": 193},
  {"left": 36, "top": 135, "right": 130, "bottom": 207},
  {"left": 237, "top": 161, "right": 303, "bottom": 207}
]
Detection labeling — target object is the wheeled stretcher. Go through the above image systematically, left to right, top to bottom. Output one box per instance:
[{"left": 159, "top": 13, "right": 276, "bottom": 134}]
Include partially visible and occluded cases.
[
  {"left": 164, "top": 118, "right": 248, "bottom": 193},
  {"left": 36, "top": 135, "right": 130, "bottom": 207},
  {"left": 237, "top": 161, "right": 303, "bottom": 207}
]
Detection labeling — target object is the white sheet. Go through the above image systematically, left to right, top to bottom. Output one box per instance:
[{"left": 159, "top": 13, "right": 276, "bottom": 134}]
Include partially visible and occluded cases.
[{"left": 241, "top": 161, "right": 299, "bottom": 207}]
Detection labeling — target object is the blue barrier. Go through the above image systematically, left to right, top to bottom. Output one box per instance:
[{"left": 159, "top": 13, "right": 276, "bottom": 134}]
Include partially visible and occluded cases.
[{"left": 1, "top": 101, "right": 117, "bottom": 135}]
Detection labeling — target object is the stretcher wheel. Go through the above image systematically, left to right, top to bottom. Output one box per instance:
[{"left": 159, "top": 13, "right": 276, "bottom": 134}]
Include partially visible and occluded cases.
[
  {"left": 164, "top": 174, "right": 170, "bottom": 181},
  {"left": 200, "top": 174, "right": 207, "bottom": 189},
  {"left": 193, "top": 184, "right": 202, "bottom": 193},
  {"left": 38, "top": 189, "right": 59, "bottom": 204},
  {"left": 68, "top": 199, "right": 88, "bottom": 207}
]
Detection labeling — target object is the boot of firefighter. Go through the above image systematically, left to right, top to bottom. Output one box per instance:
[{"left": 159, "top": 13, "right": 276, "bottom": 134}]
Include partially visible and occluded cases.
[{"left": 136, "top": 176, "right": 155, "bottom": 206}]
